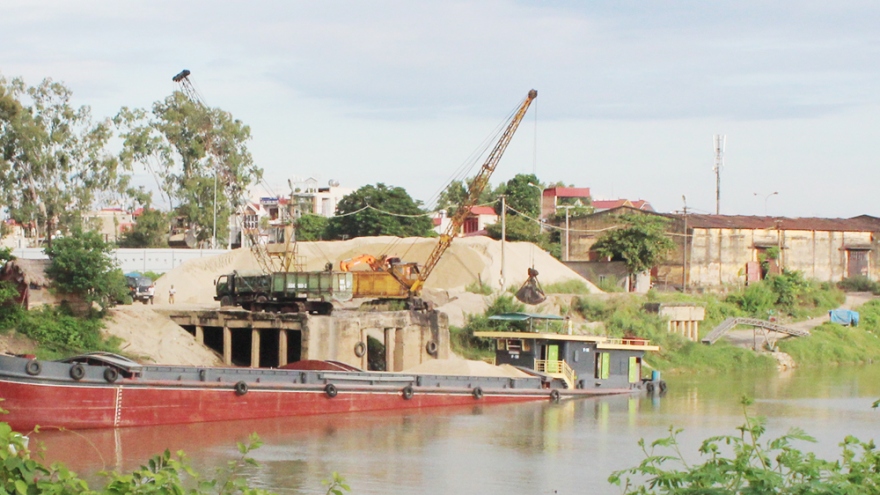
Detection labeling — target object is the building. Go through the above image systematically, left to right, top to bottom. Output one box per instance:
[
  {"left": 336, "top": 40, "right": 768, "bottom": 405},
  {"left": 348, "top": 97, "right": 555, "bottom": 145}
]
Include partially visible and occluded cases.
[
  {"left": 291, "top": 178, "right": 353, "bottom": 218},
  {"left": 540, "top": 187, "right": 591, "bottom": 219},
  {"left": 432, "top": 206, "right": 499, "bottom": 236},
  {"left": 562, "top": 207, "right": 880, "bottom": 290},
  {"left": 83, "top": 208, "right": 135, "bottom": 244},
  {"left": 0, "top": 259, "right": 84, "bottom": 310}
]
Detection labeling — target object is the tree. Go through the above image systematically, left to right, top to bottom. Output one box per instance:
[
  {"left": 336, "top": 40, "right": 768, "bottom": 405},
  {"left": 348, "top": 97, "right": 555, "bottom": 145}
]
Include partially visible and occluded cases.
[
  {"left": 0, "top": 75, "right": 131, "bottom": 244},
  {"left": 115, "top": 90, "right": 262, "bottom": 246},
  {"left": 497, "top": 173, "right": 542, "bottom": 218},
  {"left": 435, "top": 178, "right": 501, "bottom": 215},
  {"left": 327, "top": 183, "right": 434, "bottom": 239},
  {"left": 118, "top": 208, "right": 170, "bottom": 248},
  {"left": 592, "top": 213, "right": 675, "bottom": 277},
  {"left": 295, "top": 214, "right": 329, "bottom": 241},
  {"left": 44, "top": 228, "right": 128, "bottom": 307}
]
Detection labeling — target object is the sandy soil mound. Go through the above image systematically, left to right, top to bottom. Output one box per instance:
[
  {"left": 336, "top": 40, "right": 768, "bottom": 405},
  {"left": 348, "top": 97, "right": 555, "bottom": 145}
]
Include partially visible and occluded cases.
[
  {"left": 154, "top": 236, "right": 598, "bottom": 306},
  {"left": 103, "top": 305, "right": 222, "bottom": 366},
  {"left": 404, "top": 357, "right": 530, "bottom": 378}
]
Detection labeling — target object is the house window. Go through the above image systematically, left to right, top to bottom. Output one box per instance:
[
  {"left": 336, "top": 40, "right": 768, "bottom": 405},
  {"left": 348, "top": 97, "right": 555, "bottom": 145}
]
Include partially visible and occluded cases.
[
  {"left": 243, "top": 214, "right": 258, "bottom": 230},
  {"left": 506, "top": 339, "right": 522, "bottom": 352}
]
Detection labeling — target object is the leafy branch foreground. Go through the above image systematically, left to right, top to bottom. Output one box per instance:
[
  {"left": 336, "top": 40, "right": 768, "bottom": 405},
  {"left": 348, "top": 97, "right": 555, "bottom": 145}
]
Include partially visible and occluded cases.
[
  {"left": 610, "top": 398, "right": 880, "bottom": 494},
  {"left": 0, "top": 421, "right": 350, "bottom": 495}
]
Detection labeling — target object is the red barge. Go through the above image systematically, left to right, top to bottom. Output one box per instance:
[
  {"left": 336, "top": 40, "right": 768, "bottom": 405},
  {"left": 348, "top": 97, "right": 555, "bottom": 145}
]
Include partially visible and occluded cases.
[{"left": 0, "top": 316, "right": 662, "bottom": 431}]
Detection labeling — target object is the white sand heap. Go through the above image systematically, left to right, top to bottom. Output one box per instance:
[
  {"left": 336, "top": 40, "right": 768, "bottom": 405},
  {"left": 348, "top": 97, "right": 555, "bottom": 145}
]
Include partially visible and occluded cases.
[
  {"left": 154, "top": 236, "right": 599, "bottom": 306},
  {"left": 104, "top": 306, "right": 222, "bottom": 366},
  {"left": 404, "top": 357, "right": 531, "bottom": 378}
]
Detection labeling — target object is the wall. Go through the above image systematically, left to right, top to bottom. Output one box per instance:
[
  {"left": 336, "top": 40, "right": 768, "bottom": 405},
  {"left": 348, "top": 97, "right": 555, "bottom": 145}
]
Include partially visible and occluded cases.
[
  {"left": 684, "top": 228, "right": 877, "bottom": 288},
  {"left": 12, "top": 248, "right": 229, "bottom": 274},
  {"left": 303, "top": 311, "right": 449, "bottom": 371}
]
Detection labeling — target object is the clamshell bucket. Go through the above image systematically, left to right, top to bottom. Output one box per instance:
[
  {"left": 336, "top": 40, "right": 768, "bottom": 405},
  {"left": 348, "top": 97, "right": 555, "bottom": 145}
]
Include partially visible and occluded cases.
[{"left": 515, "top": 267, "right": 547, "bottom": 305}]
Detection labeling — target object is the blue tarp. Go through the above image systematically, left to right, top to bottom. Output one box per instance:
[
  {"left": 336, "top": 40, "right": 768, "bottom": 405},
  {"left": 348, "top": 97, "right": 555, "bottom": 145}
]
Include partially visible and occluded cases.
[{"left": 829, "top": 309, "right": 860, "bottom": 326}]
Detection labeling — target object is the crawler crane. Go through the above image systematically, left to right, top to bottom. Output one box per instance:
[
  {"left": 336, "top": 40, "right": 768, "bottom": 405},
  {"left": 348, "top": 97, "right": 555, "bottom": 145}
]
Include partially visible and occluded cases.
[{"left": 341, "top": 89, "right": 538, "bottom": 309}]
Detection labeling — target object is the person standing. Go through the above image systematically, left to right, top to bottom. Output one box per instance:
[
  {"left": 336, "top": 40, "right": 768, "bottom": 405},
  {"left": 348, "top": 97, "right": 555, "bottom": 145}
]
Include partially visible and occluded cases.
[{"left": 168, "top": 285, "right": 176, "bottom": 304}]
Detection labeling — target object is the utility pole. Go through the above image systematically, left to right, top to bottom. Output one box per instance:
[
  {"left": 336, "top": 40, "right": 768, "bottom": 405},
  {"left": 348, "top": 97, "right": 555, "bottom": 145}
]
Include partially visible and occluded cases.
[
  {"left": 713, "top": 135, "right": 725, "bottom": 215},
  {"left": 500, "top": 195, "right": 506, "bottom": 288},
  {"left": 682, "top": 195, "right": 689, "bottom": 292},
  {"left": 557, "top": 205, "right": 574, "bottom": 262}
]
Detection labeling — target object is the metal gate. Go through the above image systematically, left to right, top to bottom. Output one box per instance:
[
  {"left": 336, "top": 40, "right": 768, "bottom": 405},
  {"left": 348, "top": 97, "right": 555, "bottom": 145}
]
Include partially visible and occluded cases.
[{"left": 847, "top": 249, "right": 869, "bottom": 278}]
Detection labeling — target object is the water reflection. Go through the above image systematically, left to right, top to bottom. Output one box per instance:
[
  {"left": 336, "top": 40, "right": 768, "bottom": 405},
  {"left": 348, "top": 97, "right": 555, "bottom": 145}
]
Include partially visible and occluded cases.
[{"left": 32, "top": 364, "right": 880, "bottom": 495}]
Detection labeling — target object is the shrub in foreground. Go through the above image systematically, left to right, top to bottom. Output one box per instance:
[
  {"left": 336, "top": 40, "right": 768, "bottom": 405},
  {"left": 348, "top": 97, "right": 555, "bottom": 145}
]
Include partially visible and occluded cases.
[{"left": 610, "top": 398, "right": 880, "bottom": 494}]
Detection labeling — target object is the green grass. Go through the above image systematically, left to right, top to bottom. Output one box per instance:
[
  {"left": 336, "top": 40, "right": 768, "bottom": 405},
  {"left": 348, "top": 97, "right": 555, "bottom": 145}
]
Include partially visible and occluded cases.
[
  {"left": 542, "top": 279, "right": 594, "bottom": 294},
  {"left": 465, "top": 281, "right": 493, "bottom": 295},
  {"left": 777, "top": 298, "right": 880, "bottom": 366},
  {"left": 778, "top": 322, "right": 880, "bottom": 366}
]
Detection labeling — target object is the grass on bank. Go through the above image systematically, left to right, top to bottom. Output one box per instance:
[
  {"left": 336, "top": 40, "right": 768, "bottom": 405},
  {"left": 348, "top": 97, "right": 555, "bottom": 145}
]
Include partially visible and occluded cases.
[{"left": 451, "top": 270, "right": 858, "bottom": 373}]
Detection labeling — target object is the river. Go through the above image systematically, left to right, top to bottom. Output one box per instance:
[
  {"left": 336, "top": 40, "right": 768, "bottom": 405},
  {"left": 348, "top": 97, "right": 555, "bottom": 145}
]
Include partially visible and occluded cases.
[{"left": 32, "top": 364, "right": 880, "bottom": 494}]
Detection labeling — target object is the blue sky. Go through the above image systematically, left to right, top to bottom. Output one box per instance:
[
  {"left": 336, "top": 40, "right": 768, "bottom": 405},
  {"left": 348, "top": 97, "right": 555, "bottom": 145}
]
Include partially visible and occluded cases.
[{"left": 3, "top": 1, "right": 878, "bottom": 217}]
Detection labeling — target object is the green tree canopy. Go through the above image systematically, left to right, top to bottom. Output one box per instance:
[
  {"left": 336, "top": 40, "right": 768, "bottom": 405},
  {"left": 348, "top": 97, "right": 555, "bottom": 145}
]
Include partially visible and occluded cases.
[
  {"left": 0, "top": 75, "right": 131, "bottom": 243},
  {"left": 115, "top": 90, "right": 261, "bottom": 246},
  {"left": 497, "top": 173, "right": 542, "bottom": 218},
  {"left": 435, "top": 178, "right": 502, "bottom": 216},
  {"left": 327, "top": 183, "right": 434, "bottom": 239},
  {"left": 118, "top": 208, "right": 169, "bottom": 248},
  {"left": 592, "top": 213, "right": 675, "bottom": 275},
  {"left": 295, "top": 214, "right": 329, "bottom": 241},
  {"left": 44, "top": 228, "right": 128, "bottom": 306}
]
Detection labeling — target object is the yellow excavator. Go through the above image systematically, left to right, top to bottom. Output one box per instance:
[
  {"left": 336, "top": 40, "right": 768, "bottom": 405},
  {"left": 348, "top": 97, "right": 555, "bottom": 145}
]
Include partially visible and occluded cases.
[{"left": 341, "top": 89, "right": 539, "bottom": 309}]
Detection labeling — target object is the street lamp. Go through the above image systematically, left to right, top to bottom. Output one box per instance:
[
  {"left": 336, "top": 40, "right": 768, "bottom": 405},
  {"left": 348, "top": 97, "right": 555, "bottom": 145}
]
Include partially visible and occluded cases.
[{"left": 753, "top": 191, "right": 778, "bottom": 215}]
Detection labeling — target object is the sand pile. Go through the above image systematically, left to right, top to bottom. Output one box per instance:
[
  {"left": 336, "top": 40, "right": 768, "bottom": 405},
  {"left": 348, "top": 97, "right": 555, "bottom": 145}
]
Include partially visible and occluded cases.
[
  {"left": 154, "top": 236, "right": 598, "bottom": 306},
  {"left": 103, "top": 305, "right": 222, "bottom": 366},
  {"left": 404, "top": 357, "right": 531, "bottom": 378}
]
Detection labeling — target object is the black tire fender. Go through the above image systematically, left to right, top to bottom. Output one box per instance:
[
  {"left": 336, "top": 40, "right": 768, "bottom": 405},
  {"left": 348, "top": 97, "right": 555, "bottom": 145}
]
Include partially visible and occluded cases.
[
  {"left": 426, "top": 340, "right": 438, "bottom": 356},
  {"left": 354, "top": 341, "right": 367, "bottom": 358},
  {"left": 25, "top": 360, "right": 41, "bottom": 376},
  {"left": 70, "top": 364, "right": 86, "bottom": 381},
  {"left": 103, "top": 367, "right": 119, "bottom": 383},
  {"left": 659, "top": 380, "right": 668, "bottom": 393},
  {"left": 234, "top": 381, "right": 248, "bottom": 396},
  {"left": 646, "top": 381, "right": 655, "bottom": 393},
  {"left": 325, "top": 383, "right": 338, "bottom": 398},
  {"left": 402, "top": 385, "right": 414, "bottom": 400},
  {"left": 472, "top": 387, "right": 483, "bottom": 400},
  {"left": 550, "top": 389, "right": 561, "bottom": 402}
]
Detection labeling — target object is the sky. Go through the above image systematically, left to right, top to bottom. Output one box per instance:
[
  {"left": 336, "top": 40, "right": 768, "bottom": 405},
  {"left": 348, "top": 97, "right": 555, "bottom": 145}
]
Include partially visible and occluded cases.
[{"left": 3, "top": 1, "right": 879, "bottom": 218}]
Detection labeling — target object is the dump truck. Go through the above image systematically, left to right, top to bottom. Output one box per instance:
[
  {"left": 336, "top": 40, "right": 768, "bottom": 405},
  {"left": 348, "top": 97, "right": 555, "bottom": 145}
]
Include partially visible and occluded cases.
[{"left": 214, "top": 270, "right": 353, "bottom": 315}]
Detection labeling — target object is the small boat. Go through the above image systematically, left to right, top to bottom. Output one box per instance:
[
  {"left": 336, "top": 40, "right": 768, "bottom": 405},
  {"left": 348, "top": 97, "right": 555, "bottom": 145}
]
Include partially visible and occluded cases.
[{"left": 0, "top": 316, "right": 662, "bottom": 431}]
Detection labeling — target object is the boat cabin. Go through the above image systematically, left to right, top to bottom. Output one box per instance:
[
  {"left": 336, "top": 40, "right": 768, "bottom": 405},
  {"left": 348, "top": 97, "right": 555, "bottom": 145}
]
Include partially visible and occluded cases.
[{"left": 474, "top": 313, "right": 659, "bottom": 390}]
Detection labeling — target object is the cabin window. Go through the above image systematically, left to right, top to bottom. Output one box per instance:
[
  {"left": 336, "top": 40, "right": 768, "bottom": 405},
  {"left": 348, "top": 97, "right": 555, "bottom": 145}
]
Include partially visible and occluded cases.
[
  {"left": 506, "top": 339, "right": 522, "bottom": 352},
  {"left": 496, "top": 340, "right": 505, "bottom": 351},
  {"left": 522, "top": 340, "right": 531, "bottom": 352}
]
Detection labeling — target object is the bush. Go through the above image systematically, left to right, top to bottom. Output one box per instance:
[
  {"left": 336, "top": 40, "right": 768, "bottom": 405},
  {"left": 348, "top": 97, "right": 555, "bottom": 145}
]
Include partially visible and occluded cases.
[
  {"left": 839, "top": 275, "right": 880, "bottom": 293},
  {"left": 727, "top": 281, "right": 776, "bottom": 317},
  {"left": 450, "top": 294, "right": 527, "bottom": 360},
  {"left": 11, "top": 306, "right": 120, "bottom": 359},
  {"left": 610, "top": 398, "right": 880, "bottom": 494},
  {"left": 0, "top": 418, "right": 350, "bottom": 494}
]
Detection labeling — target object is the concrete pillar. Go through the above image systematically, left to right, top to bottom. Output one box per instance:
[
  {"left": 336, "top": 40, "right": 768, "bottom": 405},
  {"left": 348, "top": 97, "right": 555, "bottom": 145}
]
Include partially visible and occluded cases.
[
  {"left": 195, "top": 326, "right": 204, "bottom": 344},
  {"left": 223, "top": 326, "right": 232, "bottom": 365},
  {"left": 384, "top": 327, "right": 396, "bottom": 372},
  {"left": 251, "top": 328, "right": 261, "bottom": 368},
  {"left": 278, "top": 329, "right": 288, "bottom": 367}
]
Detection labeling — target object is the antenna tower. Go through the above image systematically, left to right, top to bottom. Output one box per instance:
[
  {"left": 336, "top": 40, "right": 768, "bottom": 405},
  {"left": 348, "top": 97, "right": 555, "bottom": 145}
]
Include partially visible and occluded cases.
[{"left": 713, "top": 134, "right": 725, "bottom": 215}]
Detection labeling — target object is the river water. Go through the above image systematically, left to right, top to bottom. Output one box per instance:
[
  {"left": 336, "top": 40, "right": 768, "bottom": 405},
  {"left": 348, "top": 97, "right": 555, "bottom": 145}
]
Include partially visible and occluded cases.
[{"left": 33, "top": 364, "right": 880, "bottom": 494}]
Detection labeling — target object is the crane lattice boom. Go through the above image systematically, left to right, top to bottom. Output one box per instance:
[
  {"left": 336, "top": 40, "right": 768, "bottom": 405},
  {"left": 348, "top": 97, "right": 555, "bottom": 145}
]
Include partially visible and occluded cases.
[{"left": 408, "top": 89, "right": 537, "bottom": 296}]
